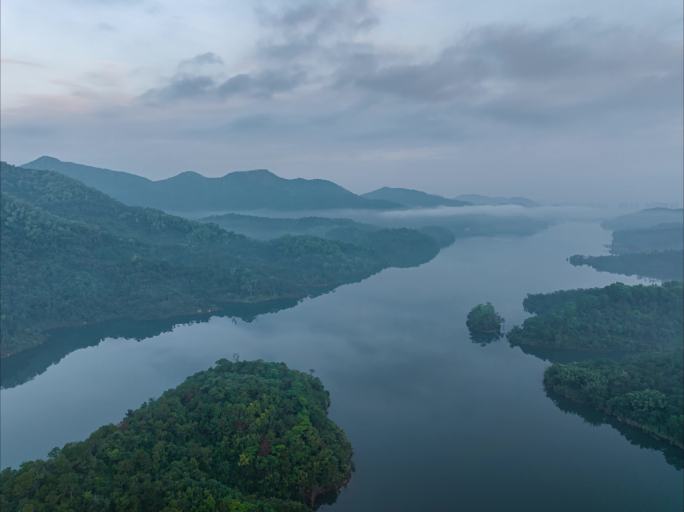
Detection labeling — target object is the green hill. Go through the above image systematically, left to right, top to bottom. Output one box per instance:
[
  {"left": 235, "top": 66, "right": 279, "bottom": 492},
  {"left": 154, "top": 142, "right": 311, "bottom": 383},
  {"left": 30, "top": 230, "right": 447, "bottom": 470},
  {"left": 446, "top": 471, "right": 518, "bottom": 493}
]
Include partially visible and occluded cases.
[
  {"left": 21, "top": 156, "right": 398, "bottom": 212},
  {"left": 0, "top": 162, "right": 441, "bottom": 357},
  {"left": 0, "top": 360, "right": 353, "bottom": 511}
]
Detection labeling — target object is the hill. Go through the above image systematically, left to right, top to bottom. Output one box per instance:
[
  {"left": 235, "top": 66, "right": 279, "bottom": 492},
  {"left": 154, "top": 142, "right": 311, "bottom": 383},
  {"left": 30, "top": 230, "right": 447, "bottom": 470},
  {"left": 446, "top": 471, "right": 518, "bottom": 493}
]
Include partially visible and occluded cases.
[
  {"left": 21, "top": 156, "right": 398, "bottom": 212},
  {"left": 0, "top": 162, "right": 442, "bottom": 357},
  {"left": 362, "top": 187, "right": 469, "bottom": 208},
  {"left": 452, "top": 194, "right": 538, "bottom": 207},
  {"left": 603, "top": 208, "right": 683, "bottom": 231},
  {"left": 569, "top": 210, "right": 683, "bottom": 281},
  {"left": 200, "top": 213, "right": 455, "bottom": 250},
  {"left": 0, "top": 360, "right": 354, "bottom": 510}
]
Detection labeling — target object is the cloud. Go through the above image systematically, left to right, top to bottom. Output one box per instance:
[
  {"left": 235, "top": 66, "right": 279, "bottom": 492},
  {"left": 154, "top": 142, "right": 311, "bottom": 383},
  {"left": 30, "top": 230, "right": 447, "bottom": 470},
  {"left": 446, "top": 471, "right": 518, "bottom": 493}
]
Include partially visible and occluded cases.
[
  {"left": 2, "top": 1, "right": 682, "bottom": 205},
  {"left": 337, "top": 21, "right": 682, "bottom": 119},
  {"left": 177, "top": 52, "right": 224, "bottom": 71}
]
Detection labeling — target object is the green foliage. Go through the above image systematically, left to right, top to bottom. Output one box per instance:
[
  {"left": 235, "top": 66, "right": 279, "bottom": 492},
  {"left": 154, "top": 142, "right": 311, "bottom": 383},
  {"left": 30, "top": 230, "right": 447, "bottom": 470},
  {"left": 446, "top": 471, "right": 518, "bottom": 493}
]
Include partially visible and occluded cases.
[
  {"left": 0, "top": 162, "right": 441, "bottom": 357},
  {"left": 508, "top": 282, "right": 683, "bottom": 352},
  {"left": 466, "top": 303, "right": 503, "bottom": 343},
  {"left": 544, "top": 352, "right": 683, "bottom": 448},
  {"left": 0, "top": 360, "right": 353, "bottom": 511}
]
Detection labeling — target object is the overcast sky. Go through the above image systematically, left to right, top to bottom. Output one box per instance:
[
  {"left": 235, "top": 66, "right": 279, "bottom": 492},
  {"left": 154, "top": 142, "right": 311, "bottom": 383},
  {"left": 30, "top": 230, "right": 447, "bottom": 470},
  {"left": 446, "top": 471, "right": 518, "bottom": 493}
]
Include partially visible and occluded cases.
[{"left": 1, "top": 0, "right": 682, "bottom": 204}]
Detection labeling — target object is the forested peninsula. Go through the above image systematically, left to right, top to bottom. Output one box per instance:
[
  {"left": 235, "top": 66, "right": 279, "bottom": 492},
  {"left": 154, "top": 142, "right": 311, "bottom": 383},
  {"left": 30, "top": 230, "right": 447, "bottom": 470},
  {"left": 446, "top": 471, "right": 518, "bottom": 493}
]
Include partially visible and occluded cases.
[
  {"left": 0, "top": 162, "right": 445, "bottom": 358},
  {"left": 507, "top": 282, "right": 682, "bottom": 352},
  {"left": 508, "top": 282, "right": 683, "bottom": 450},
  {"left": 544, "top": 352, "right": 683, "bottom": 449},
  {"left": 0, "top": 360, "right": 354, "bottom": 511}
]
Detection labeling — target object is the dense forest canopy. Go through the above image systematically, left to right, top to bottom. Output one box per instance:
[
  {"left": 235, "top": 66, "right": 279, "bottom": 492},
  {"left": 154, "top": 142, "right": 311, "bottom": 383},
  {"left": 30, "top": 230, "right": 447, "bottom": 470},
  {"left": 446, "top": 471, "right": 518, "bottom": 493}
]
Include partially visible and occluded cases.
[
  {"left": 0, "top": 162, "right": 444, "bottom": 358},
  {"left": 509, "top": 281, "right": 684, "bottom": 452},
  {"left": 507, "top": 282, "right": 683, "bottom": 352},
  {"left": 466, "top": 303, "right": 503, "bottom": 343},
  {"left": 545, "top": 352, "right": 683, "bottom": 449},
  {"left": 0, "top": 360, "right": 354, "bottom": 511}
]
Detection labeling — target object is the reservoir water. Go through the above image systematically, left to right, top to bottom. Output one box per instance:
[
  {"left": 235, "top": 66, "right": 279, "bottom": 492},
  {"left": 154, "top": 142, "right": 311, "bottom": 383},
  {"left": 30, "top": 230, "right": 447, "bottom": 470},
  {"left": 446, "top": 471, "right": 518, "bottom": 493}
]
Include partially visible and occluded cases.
[{"left": 2, "top": 221, "right": 682, "bottom": 511}]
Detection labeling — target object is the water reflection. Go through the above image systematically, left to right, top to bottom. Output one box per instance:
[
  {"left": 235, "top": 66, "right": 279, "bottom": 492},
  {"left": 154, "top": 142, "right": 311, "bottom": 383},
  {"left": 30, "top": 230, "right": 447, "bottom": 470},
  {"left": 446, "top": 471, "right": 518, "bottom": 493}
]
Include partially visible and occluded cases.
[
  {"left": 0, "top": 299, "right": 298, "bottom": 389},
  {"left": 469, "top": 331, "right": 503, "bottom": 346},
  {"left": 546, "top": 388, "right": 684, "bottom": 470}
]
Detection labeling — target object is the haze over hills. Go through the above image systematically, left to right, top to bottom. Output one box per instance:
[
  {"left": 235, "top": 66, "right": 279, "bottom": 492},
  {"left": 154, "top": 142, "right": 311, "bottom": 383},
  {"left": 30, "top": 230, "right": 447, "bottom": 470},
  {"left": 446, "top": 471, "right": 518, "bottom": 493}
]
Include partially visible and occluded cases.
[
  {"left": 21, "top": 156, "right": 398, "bottom": 212},
  {"left": 21, "top": 156, "right": 541, "bottom": 214},
  {"left": 362, "top": 187, "right": 470, "bottom": 208},
  {"left": 453, "top": 194, "right": 538, "bottom": 207},
  {"left": 569, "top": 207, "right": 684, "bottom": 281},
  {"left": 602, "top": 207, "right": 684, "bottom": 231}
]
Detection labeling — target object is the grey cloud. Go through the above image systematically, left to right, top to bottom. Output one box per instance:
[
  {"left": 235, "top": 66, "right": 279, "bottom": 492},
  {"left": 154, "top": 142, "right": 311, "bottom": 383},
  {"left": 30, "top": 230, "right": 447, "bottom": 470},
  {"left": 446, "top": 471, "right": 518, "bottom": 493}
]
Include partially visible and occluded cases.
[
  {"left": 256, "top": 0, "right": 377, "bottom": 59},
  {"left": 334, "top": 21, "right": 682, "bottom": 125},
  {"left": 178, "top": 52, "right": 224, "bottom": 70},
  {"left": 141, "top": 67, "right": 305, "bottom": 104},
  {"left": 217, "top": 69, "right": 305, "bottom": 97},
  {"left": 141, "top": 75, "right": 216, "bottom": 103}
]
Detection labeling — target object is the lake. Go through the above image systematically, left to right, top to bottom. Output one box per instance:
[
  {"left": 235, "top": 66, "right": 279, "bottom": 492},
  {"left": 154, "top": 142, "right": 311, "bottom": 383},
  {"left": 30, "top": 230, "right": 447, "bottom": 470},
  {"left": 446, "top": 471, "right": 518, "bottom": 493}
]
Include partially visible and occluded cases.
[{"left": 1, "top": 221, "right": 681, "bottom": 511}]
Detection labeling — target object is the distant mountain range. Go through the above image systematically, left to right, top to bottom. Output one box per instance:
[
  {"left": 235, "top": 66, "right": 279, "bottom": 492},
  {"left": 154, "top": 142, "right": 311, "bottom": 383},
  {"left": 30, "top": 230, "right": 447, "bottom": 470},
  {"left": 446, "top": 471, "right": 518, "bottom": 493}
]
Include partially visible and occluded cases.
[
  {"left": 21, "top": 156, "right": 539, "bottom": 212},
  {"left": 21, "top": 156, "right": 397, "bottom": 212},
  {"left": 362, "top": 187, "right": 470, "bottom": 208},
  {"left": 452, "top": 194, "right": 538, "bottom": 207},
  {"left": 603, "top": 207, "right": 684, "bottom": 231}
]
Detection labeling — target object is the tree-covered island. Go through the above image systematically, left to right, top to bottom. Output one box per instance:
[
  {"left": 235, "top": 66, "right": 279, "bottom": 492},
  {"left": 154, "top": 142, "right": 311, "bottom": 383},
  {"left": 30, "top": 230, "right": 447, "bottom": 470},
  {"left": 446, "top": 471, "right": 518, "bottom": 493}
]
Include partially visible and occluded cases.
[
  {"left": 466, "top": 303, "right": 504, "bottom": 343},
  {"left": 0, "top": 360, "right": 353, "bottom": 511}
]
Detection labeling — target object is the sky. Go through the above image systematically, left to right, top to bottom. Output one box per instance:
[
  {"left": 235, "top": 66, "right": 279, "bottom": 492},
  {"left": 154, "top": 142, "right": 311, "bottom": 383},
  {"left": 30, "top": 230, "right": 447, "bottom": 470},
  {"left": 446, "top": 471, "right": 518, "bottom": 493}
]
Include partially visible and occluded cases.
[{"left": 1, "top": 0, "right": 682, "bottom": 205}]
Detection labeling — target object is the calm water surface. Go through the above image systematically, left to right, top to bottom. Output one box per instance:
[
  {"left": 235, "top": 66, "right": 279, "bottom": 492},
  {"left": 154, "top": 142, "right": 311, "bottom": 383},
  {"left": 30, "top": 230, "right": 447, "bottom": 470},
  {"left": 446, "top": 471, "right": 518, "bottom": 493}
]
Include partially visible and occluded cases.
[{"left": 1, "top": 222, "right": 681, "bottom": 511}]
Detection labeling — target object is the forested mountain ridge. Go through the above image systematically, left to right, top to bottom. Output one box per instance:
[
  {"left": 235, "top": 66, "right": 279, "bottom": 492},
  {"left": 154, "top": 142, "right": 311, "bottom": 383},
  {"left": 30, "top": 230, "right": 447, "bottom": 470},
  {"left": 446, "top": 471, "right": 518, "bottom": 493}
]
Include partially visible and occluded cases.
[
  {"left": 21, "top": 156, "right": 398, "bottom": 212},
  {"left": 0, "top": 162, "right": 443, "bottom": 357},
  {"left": 0, "top": 360, "right": 354, "bottom": 511}
]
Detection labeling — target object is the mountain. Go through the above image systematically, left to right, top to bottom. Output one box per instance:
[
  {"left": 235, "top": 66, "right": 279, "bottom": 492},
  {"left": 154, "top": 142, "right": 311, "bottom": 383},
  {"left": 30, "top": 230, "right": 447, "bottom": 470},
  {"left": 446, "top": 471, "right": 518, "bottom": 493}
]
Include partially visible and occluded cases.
[
  {"left": 21, "top": 156, "right": 398, "bottom": 212},
  {"left": 1, "top": 162, "right": 443, "bottom": 357},
  {"left": 362, "top": 187, "right": 470, "bottom": 208},
  {"left": 452, "top": 194, "right": 538, "bottom": 207},
  {"left": 603, "top": 208, "right": 684, "bottom": 231}
]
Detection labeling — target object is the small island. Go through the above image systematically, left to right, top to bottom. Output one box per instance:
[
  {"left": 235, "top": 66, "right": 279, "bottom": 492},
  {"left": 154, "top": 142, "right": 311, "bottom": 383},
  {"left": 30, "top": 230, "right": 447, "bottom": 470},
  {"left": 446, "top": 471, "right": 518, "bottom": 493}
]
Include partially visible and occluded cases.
[
  {"left": 466, "top": 303, "right": 504, "bottom": 343},
  {"left": 0, "top": 360, "right": 354, "bottom": 511}
]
